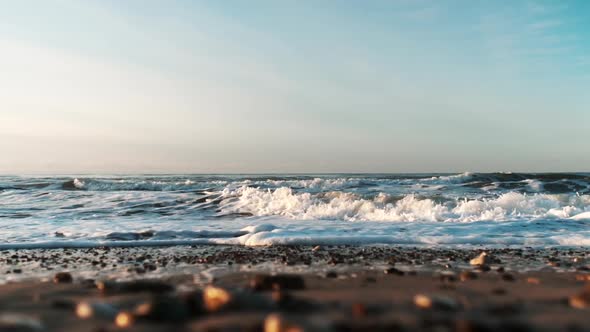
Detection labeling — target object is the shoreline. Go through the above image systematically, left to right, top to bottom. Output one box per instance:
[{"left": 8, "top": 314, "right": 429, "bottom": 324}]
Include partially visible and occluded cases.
[
  {"left": 1, "top": 246, "right": 590, "bottom": 331},
  {"left": 2, "top": 246, "right": 590, "bottom": 282}
]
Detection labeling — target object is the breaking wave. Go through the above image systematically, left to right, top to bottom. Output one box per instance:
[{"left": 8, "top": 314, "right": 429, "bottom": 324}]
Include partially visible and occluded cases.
[{"left": 219, "top": 186, "right": 590, "bottom": 222}]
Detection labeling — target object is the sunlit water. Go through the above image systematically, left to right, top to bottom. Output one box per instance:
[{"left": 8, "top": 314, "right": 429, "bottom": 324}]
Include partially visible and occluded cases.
[{"left": 1, "top": 173, "right": 589, "bottom": 248}]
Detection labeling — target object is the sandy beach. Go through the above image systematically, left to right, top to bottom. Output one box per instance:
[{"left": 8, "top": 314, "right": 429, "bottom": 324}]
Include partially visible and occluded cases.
[{"left": 1, "top": 246, "right": 590, "bottom": 331}]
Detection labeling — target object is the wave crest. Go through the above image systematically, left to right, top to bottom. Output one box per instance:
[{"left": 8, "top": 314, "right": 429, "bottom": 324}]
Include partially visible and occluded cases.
[{"left": 219, "top": 186, "right": 590, "bottom": 222}]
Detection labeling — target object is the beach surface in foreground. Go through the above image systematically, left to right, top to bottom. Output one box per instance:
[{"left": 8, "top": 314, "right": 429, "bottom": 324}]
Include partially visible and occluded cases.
[{"left": 1, "top": 246, "right": 590, "bottom": 331}]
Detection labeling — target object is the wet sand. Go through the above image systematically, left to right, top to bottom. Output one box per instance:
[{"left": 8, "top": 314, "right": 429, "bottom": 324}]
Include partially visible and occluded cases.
[{"left": 1, "top": 246, "right": 590, "bottom": 331}]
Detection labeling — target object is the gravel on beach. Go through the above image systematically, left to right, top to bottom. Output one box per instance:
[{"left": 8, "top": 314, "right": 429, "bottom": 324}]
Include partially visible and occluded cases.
[{"left": 1, "top": 246, "right": 589, "bottom": 331}]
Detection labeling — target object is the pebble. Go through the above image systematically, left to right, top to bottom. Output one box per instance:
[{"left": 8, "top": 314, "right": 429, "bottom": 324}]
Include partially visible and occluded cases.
[
  {"left": 470, "top": 252, "right": 492, "bottom": 266},
  {"left": 384, "top": 267, "right": 405, "bottom": 276},
  {"left": 53, "top": 272, "right": 73, "bottom": 284},
  {"left": 501, "top": 273, "right": 516, "bottom": 282},
  {"left": 250, "top": 274, "right": 306, "bottom": 291},
  {"left": 569, "top": 285, "right": 590, "bottom": 309},
  {"left": 203, "top": 286, "right": 232, "bottom": 312},
  {"left": 204, "top": 286, "right": 274, "bottom": 313},
  {"left": 413, "top": 294, "right": 459, "bottom": 311},
  {"left": 76, "top": 302, "right": 118, "bottom": 320},
  {"left": 115, "top": 312, "right": 134, "bottom": 328},
  {"left": 264, "top": 313, "right": 332, "bottom": 332},
  {"left": 264, "top": 313, "right": 303, "bottom": 332}
]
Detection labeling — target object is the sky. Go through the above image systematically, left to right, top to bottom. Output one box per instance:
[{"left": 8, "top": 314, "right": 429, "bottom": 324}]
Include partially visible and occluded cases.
[{"left": 1, "top": 0, "right": 589, "bottom": 174}]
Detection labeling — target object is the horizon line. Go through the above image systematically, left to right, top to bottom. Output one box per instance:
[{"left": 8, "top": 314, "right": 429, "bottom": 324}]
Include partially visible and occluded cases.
[{"left": 1, "top": 171, "right": 589, "bottom": 177}]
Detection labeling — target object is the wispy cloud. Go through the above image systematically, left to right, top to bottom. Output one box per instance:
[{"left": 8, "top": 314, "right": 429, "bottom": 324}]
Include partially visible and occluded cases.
[{"left": 476, "top": 1, "right": 581, "bottom": 75}]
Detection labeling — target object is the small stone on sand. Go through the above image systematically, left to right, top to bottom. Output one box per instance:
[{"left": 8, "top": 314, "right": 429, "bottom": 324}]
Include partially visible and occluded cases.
[
  {"left": 470, "top": 252, "right": 491, "bottom": 266},
  {"left": 384, "top": 267, "right": 404, "bottom": 276},
  {"left": 53, "top": 272, "right": 73, "bottom": 284},
  {"left": 502, "top": 273, "right": 516, "bottom": 282},
  {"left": 569, "top": 285, "right": 590, "bottom": 309},
  {"left": 203, "top": 286, "right": 232, "bottom": 312},
  {"left": 413, "top": 294, "right": 458, "bottom": 311},
  {"left": 75, "top": 302, "right": 118, "bottom": 320},
  {"left": 115, "top": 312, "right": 133, "bottom": 328},
  {"left": 264, "top": 313, "right": 302, "bottom": 332}
]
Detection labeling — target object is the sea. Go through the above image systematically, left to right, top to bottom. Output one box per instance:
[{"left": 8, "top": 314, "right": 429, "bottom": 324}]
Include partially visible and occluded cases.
[{"left": 0, "top": 173, "right": 589, "bottom": 249}]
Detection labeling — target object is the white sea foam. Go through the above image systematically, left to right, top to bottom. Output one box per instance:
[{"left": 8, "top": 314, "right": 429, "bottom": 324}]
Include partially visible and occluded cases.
[
  {"left": 420, "top": 172, "right": 474, "bottom": 184},
  {"left": 73, "top": 178, "right": 85, "bottom": 189},
  {"left": 524, "top": 179, "right": 544, "bottom": 192},
  {"left": 220, "top": 186, "right": 590, "bottom": 223},
  {"left": 570, "top": 211, "right": 590, "bottom": 220}
]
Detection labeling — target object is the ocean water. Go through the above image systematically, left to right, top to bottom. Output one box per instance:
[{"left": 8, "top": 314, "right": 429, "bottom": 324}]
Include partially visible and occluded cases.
[{"left": 0, "top": 173, "right": 589, "bottom": 249}]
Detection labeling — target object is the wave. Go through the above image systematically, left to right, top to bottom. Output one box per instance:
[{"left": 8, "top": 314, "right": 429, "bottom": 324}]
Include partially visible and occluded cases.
[
  {"left": 2, "top": 172, "right": 586, "bottom": 193},
  {"left": 417, "top": 172, "right": 590, "bottom": 193},
  {"left": 418, "top": 172, "right": 475, "bottom": 184},
  {"left": 1, "top": 174, "right": 590, "bottom": 249},
  {"left": 55, "top": 177, "right": 368, "bottom": 193},
  {"left": 59, "top": 178, "right": 217, "bottom": 192},
  {"left": 219, "top": 186, "right": 590, "bottom": 222},
  {"left": 1, "top": 221, "right": 589, "bottom": 249},
  {"left": 105, "top": 229, "right": 248, "bottom": 241}
]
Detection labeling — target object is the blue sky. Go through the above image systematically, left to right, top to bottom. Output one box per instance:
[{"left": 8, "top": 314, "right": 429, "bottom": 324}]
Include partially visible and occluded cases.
[{"left": 1, "top": 0, "right": 588, "bottom": 173}]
